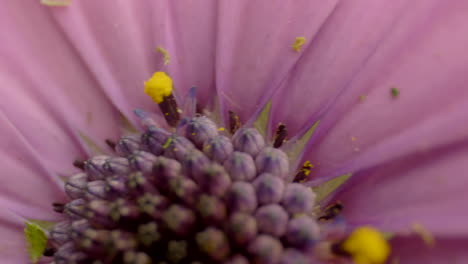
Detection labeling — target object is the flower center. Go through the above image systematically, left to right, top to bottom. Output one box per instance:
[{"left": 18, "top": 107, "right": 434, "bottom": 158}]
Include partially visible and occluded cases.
[{"left": 42, "top": 72, "right": 389, "bottom": 264}]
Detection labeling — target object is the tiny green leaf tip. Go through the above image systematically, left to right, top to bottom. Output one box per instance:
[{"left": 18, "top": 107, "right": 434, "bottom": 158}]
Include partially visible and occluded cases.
[
  {"left": 391, "top": 87, "right": 400, "bottom": 98},
  {"left": 253, "top": 100, "right": 272, "bottom": 138},
  {"left": 312, "top": 173, "right": 352, "bottom": 204},
  {"left": 24, "top": 222, "right": 49, "bottom": 263}
]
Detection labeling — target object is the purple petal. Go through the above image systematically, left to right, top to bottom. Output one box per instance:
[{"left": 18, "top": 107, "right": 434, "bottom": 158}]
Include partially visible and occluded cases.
[
  {"left": 332, "top": 141, "right": 468, "bottom": 236},
  {"left": 0, "top": 210, "right": 29, "bottom": 263},
  {"left": 390, "top": 236, "right": 468, "bottom": 264}
]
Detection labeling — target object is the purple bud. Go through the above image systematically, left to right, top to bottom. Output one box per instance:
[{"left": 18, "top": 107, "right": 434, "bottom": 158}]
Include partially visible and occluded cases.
[
  {"left": 185, "top": 116, "right": 219, "bottom": 147},
  {"left": 141, "top": 127, "right": 170, "bottom": 155},
  {"left": 232, "top": 128, "right": 265, "bottom": 156},
  {"left": 116, "top": 135, "right": 142, "bottom": 156},
  {"left": 163, "top": 135, "right": 195, "bottom": 161},
  {"left": 203, "top": 135, "right": 234, "bottom": 163},
  {"left": 255, "top": 147, "right": 289, "bottom": 179},
  {"left": 182, "top": 149, "right": 210, "bottom": 181},
  {"left": 128, "top": 151, "right": 157, "bottom": 173},
  {"left": 223, "top": 151, "right": 256, "bottom": 181},
  {"left": 84, "top": 155, "right": 110, "bottom": 180},
  {"left": 151, "top": 156, "right": 182, "bottom": 188},
  {"left": 103, "top": 157, "right": 130, "bottom": 176},
  {"left": 198, "top": 164, "right": 232, "bottom": 197},
  {"left": 126, "top": 172, "right": 154, "bottom": 194},
  {"left": 65, "top": 173, "right": 88, "bottom": 199},
  {"left": 253, "top": 173, "right": 285, "bottom": 205},
  {"left": 106, "top": 176, "right": 128, "bottom": 195},
  {"left": 168, "top": 177, "right": 200, "bottom": 206},
  {"left": 85, "top": 180, "right": 111, "bottom": 200},
  {"left": 226, "top": 182, "right": 257, "bottom": 213},
  {"left": 282, "top": 183, "right": 316, "bottom": 215},
  {"left": 137, "top": 193, "right": 169, "bottom": 219},
  {"left": 197, "top": 195, "right": 227, "bottom": 224},
  {"left": 64, "top": 199, "right": 87, "bottom": 219},
  {"left": 110, "top": 199, "right": 140, "bottom": 222},
  {"left": 86, "top": 200, "right": 113, "bottom": 225},
  {"left": 255, "top": 204, "right": 289, "bottom": 237},
  {"left": 162, "top": 205, "right": 196, "bottom": 236},
  {"left": 227, "top": 213, "right": 258, "bottom": 245},
  {"left": 285, "top": 216, "right": 320, "bottom": 250},
  {"left": 70, "top": 219, "right": 90, "bottom": 240},
  {"left": 50, "top": 221, "right": 71, "bottom": 245},
  {"left": 137, "top": 222, "right": 161, "bottom": 246},
  {"left": 196, "top": 227, "right": 230, "bottom": 261},
  {"left": 247, "top": 235, "right": 283, "bottom": 264},
  {"left": 54, "top": 242, "right": 80, "bottom": 264},
  {"left": 279, "top": 249, "right": 310, "bottom": 264},
  {"left": 123, "top": 251, "right": 152, "bottom": 264},
  {"left": 224, "top": 255, "right": 249, "bottom": 264}
]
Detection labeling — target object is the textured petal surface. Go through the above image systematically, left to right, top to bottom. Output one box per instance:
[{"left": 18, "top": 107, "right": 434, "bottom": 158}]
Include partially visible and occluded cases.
[
  {"left": 270, "top": 0, "right": 468, "bottom": 181},
  {"left": 333, "top": 140, "right": 468, "bottom": 236},
  {"left": 0, "top": 210, "right": 30, "bottom": 264},
  {"left": 390, "top": 236, "right": 468, "bottom": 264}
]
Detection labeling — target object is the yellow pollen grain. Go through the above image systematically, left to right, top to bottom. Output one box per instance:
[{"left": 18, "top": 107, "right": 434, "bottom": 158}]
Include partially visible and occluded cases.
[
  {"left": 41, "top": 0, "right": 71, "bottom": 6},
  {"left": 292, "top": 37, "right": 306, "bottom": 52},
  {"left": 156, "top": 46, "right": 170, "bottom": 65},
  {"left": 144, "top": 72, "right": 173, "bottom": 104},
  {"left": 359, "top": 95, "right": 367, "bottom": 102},
  {"left": 218, "top": 127, "right": 226, "bottom": 131},
  {"left": 351, "top": 136, "right": 357, "bottom": 141},
  {"left": 412, "top": 223, "right": 435, "bottom": 247},
  {"left": 341, "top": 226, "right": 391, "bottom": 264}
]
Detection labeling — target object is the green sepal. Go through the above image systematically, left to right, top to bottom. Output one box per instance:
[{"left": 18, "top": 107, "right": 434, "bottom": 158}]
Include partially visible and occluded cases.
[
  {"left": 252, "top": 100, "right": 272, "bottom": 138},
  {"left": 285, "top": 120, "right": 320, "bottom": 164},
  {"left": 312, "top": 173, "right": 352, "bottom": 204},
  {"left": 24, "top": 221, "right": 50, "bottom": 263}
]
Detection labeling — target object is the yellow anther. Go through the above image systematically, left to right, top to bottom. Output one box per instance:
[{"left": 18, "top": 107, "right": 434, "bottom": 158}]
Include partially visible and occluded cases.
[
  {"left": 292, "top": 37, "right": 306, "bottom": 52},
  {"left": 144, "top": 72, "right": 173, "bottom": 104},
  {"left": 341, "top": 226, "right": 390, "bottom": 264}
]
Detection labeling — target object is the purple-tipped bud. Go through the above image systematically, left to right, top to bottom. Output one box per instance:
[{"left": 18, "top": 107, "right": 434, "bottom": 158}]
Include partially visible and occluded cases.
[
  {"left": 185, "top": 116, "right": 219, "bottom": 147},
  {"left": 141, "top": 127, "right": 170, "bottom": 155},
  {"left": 232, "top": 128, "right": 265, "bottom": 156},
  {"left": 116, "top": 135, "right": 142, "bottom": 156},
  {"left": 163, "top": 135, "right": 195, "bottom": 161},
  {"left": 203, "top": 135, "right": 234, "bottom": 163},
  {"left": 255, "top": 147, "right": 289, "bottom": 179},
  {"left": 181, "top": 150, "right": 210, "bottom": 181},
  {"left": 128, "top": 151, "right": 157, "bottom": 173},
  {"left": 223, "top": 152, "right": 256, "bottom": 181},
  {"left": 84, "top": 155, "right": 110, "bottom": 180},
  {"left": 151, "top": 156, "right": 182, "bottom": 187},
  {"left": 103, "top": 157, "right": 130, "bottom": 176},
  {"left": 198, "top": 164, "right": 232, "bottom": 197},
  {"left": 65, "top": 173, "right": 88, "bottom": 199},
  {"left": 253, "top": 173, "right": 285, "bottom": 205},
  {"left": 106, "top": 176, "right": 128, "bottom": 196},
  {"left": 168, "top": 177, "right": 200, "bottom": 206},
  {"left": 85, "top": 180, "right": 111, "bottom": 200},
  {"left": 226, "top": 182, "right": 257, "bottom": 213},
  {"left": 282, "top": 183, "right": 316, "bottom": 215},
  {"left": 137, "top": 193, "right": 169, "bottom": 219},
  {"left": 197, "top": 195, "right": 227, "bottom": 224},
  {"left": 64, "top": 199, "right": 87, "bottom": 219},
  {"left": 110, "top": 199, "right": 140, "bottom": 222},
  {"left": 86, "top": 200, "right": 113, "bottom": 225},
  {"left": 255, "top": 204, "right": 289, "bottom": 237},
  {"left": 162, "top": 205, "right": 196, "bottom": 236},
  {"left": 227, "top": 213, "right": 258, "bottom": 245},
  {"left": 285, "top": 216, "right": 320, "bottom": 250},
  {"left": 70, "top": 219, "right": 90, "bottom": 240},
  {"left": 50, "top": 221, "right": 71, "bottom": 245},
  {"left": 137, "top": 222, "right": 161, "bottom": 246},
  {"left": 196, "top": 228, "right": 231, "bottom": 261},
  {"left": 247, "top": 235, "right": 283, "bottom": 264},
  {"left": 166, "top": 240, "right": 188, "bottom": 263},
  {"left": 54, "top": 242, "right": 81, "bottom": 264},
  {"left": 279, "top": 249, "right": 310, "bottom": 264},
  {"left": 123, "top": 251, "right": 152, "bottom": 264},
  {"left": 224, "top": 255, "right": 249, "bottom": 264}
]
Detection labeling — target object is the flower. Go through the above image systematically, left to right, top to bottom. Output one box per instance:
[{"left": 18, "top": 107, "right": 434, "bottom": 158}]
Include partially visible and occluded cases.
[{"left": 1, "top": 0, "right": 468, "bottom": 263}]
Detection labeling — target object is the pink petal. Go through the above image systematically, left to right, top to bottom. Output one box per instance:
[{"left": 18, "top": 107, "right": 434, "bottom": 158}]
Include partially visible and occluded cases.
[
  {"left": 214, "top": 0, "right": 339, "bottom": 123},
  {"left": 269, "top": 0, "right": 468, "bottom": 181},
  {"left": 332, "top": 140, "right": 468, "bottom": 236},
  {"left": 0, "top": 210, "right": 30, "bottom": 264},
  {"left": 390, "top": 236, "right": 468, "bottom": 264}
]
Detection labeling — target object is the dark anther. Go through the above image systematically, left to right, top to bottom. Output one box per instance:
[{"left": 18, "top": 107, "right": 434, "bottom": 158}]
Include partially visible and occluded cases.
[
  {"left": 159, "top": 94, "right": 181, "bottom": 127},
  {"left": 228, "top": 110, "right": 241, "bottom": 134},
  {"left": 273, "top": 123, "right": 287, "bottom": 148},
  {"left": 105, "top": 139, "right": 116, "bottom": 150},
  {"left": 73, "top": 159, "right": 85, "bottom": 170},
  {"left": 293, "top": 161, "right": 313, "bottom": 182},
  {"left": 318, "top": 201, "right": 343, "bottom": 221},
  {"left": 52, "top": 202, "right": 65, "bottom": 213},
  {"left": 43, "top": 247, "right": 56, "bottom": 257}
]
